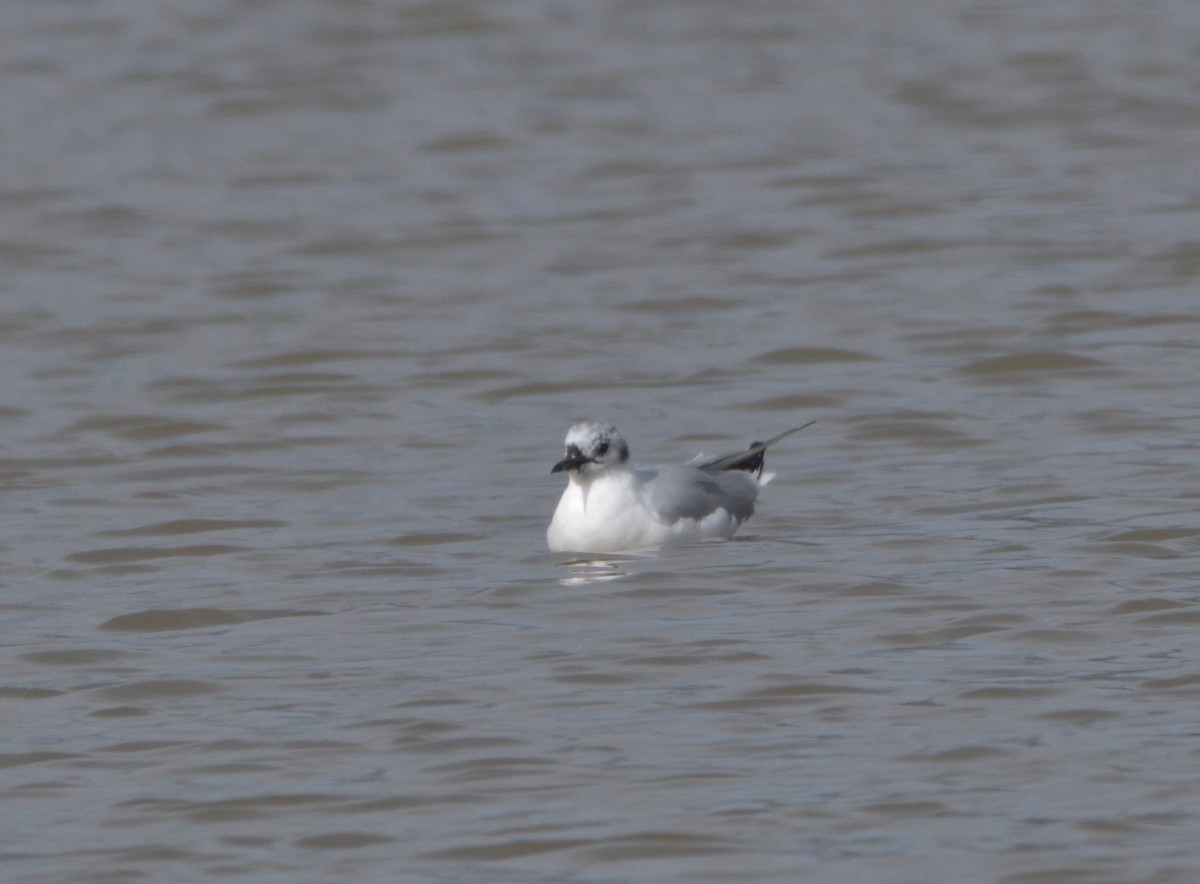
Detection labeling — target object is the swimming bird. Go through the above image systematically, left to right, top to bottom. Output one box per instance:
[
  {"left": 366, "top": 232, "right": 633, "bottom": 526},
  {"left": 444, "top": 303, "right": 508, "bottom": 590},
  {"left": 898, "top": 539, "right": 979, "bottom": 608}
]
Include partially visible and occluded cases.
[{"left": 547, "top": 420, "right": 811, "bottom": 553}]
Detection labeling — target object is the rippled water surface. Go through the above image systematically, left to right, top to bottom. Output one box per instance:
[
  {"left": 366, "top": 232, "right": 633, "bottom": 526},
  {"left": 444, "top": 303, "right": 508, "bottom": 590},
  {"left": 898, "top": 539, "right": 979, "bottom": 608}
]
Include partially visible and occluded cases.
[{"left": 4, "top": 0, "right": 1200, "bottom": 881}]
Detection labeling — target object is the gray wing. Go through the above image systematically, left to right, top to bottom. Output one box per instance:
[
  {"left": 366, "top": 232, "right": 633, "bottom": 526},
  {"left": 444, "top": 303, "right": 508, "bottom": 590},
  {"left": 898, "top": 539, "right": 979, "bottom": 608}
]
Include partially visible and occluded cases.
[{"left": 639, "top": 465, "right": 760, "bottom": 525}]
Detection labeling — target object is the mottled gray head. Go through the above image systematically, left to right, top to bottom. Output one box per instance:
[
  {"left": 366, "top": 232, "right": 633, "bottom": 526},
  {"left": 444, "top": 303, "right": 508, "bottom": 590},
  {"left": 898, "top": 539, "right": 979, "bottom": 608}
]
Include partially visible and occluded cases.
[{"left": 551, "top": 421, "right": 630, "bottom": 477}]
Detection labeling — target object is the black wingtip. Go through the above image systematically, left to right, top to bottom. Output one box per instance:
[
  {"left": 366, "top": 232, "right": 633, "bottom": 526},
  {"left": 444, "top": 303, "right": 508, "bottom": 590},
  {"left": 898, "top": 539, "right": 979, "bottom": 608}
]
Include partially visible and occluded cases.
[
  {"left": 697, "top": 421, "right": 815, "bottom": 476},
  {"left": 722, "top": 443, "right": 766, "bottom": 476}
]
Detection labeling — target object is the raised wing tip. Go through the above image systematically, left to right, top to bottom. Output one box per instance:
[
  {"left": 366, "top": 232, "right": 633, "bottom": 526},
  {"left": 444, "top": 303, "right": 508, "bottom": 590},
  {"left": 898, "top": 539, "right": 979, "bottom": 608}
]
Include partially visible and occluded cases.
[
  {"left": 697, "top": 420, "right": 816, "bottom": 474},
  {"left": 760, "top": 420, "right": 817, "bottom": 448}
]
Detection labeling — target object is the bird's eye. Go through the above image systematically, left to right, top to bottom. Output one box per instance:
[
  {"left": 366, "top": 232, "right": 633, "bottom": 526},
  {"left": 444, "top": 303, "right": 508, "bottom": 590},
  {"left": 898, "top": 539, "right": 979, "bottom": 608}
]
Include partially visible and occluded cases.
[{"left": 596, "top": 442, "right": 609, "bottom": 456}]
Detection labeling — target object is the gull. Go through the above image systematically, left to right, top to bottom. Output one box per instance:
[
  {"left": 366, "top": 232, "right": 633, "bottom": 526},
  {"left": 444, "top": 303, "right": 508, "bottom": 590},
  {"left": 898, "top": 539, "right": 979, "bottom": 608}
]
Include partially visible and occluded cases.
[{"left": 547, "top": 420, "right": 812, "bottom": 553}]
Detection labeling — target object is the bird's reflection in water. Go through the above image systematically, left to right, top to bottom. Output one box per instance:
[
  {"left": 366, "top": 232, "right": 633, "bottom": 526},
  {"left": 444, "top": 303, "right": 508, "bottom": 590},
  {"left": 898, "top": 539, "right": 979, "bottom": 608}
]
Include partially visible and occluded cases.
[{"left": 556, "top": 556, "right": 638, "bottom": 586}]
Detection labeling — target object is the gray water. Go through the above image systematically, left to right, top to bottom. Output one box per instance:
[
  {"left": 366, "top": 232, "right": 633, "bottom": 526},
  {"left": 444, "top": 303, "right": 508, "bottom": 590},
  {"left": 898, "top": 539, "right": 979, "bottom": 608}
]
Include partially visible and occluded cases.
[{"left": 3, "top": 0, "right": 1200, "bottom": 881}]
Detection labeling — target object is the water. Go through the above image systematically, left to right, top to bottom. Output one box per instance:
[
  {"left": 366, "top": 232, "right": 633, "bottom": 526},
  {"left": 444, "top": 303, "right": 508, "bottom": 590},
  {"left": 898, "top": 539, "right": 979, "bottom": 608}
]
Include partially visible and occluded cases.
[{"left": 2, "top": 0, "right": 1200, "bottom": 881}]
